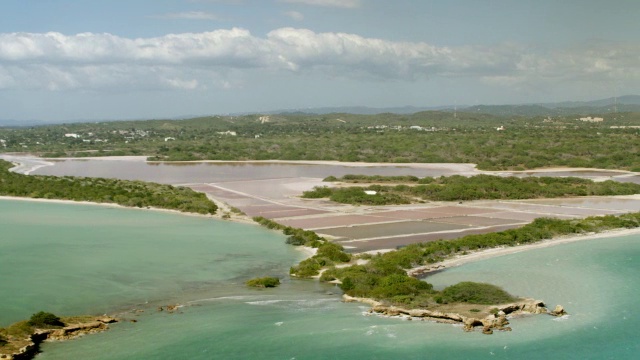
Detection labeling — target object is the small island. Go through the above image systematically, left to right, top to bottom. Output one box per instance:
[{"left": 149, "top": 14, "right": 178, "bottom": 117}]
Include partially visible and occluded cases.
[{"left": 246, "top": 277, "right": 281, "bottom": 288}]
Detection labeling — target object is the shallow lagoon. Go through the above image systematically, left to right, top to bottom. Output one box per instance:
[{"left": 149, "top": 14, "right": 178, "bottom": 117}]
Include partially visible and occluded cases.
[{"left": 2, "top": 199, "right": 639, "bottom": 359}]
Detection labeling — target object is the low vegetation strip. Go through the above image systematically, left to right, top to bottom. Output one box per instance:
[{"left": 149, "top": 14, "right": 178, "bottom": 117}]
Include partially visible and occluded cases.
[
  {"left": 3, "top": 111, "right": 639, "bottom": 171},
  {"left": 0, "top": 160, "right": 217, "bottom": 214},
  {"left": 304, "top": 174, "right": 640, "bottom": 204},
  {"left": 319, "top": 213, "right": 640, "bottom": 308},
  {"left": 252, "top": 216, "right": 353, "bottom": 277}
]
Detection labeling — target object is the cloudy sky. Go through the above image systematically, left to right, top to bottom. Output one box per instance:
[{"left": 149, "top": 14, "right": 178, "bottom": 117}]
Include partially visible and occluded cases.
[{"left": 1, "top": 0, "right": 639, "bottom": 122}]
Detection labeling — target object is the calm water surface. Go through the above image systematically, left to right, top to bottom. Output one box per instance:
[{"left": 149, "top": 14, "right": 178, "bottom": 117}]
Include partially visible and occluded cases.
[{"left": 32, "top": 160, "right": 471, "bottom": 184}]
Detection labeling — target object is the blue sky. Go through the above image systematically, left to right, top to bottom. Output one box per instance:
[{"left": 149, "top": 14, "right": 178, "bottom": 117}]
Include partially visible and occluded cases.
[{"left": 0, "top": 0, "right": 639, "bottom": 122}]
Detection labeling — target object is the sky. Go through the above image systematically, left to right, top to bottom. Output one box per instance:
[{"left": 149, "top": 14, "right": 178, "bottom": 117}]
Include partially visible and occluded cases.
[{"left": 0, "top": 0, "right": 639, "bottom": 122}]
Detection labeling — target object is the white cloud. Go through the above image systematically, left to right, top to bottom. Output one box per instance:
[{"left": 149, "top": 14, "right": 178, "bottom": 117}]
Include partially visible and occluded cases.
[
  {"left": 278, "top": 0, "right": 361, "bottom": 9},
  {"left": 152, "top": 11, "right": 222, "bottom": 20},
  {"left": 284, "top": 11, "right": 305, "bottom": 21},
  {"left": 0, "top": 28, "right": 638, "bottom": 92}
]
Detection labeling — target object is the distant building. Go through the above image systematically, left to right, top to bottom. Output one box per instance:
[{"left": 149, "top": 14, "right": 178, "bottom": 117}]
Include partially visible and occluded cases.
[
  {"left": 259, "top": 116, "right": 270, "bottom": 124},
  {"left": 579, "top": 117, "right": 604, "bottom": 122},
  {"left": 496, "top": 126, "right": 505, "bottom": 131},
  {"left": 217, "top": 131, "right": 237, "bottom": 136},
  {"left": 64, "top": 133, "right": 80, "bottom": 138},
  {"left": 164, "top": 137, "right": 176, "bottom": 141},
  {"left": 0, "top": 139, "right": 6, "bottom": 147}
]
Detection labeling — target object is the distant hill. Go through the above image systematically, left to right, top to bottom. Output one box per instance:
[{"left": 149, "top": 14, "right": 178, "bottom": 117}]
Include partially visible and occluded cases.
[
  {"left": 3, "top": 95, "right": 639, "bottom": 126},
  {"left": 255, "top": 95, "right": 640, "bottom": 117},
  {"left": 462, "top": 95, "right": 640, "bottom": 116},
  {"left": 246, "top": 105, "right": 454, "bottom": 116},
  {"left": 0, "top": 119, "right": 49, "bottom": 127}
]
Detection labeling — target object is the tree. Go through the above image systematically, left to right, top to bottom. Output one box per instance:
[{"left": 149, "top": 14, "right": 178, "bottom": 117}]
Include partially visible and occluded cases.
[{"left": 27, "top": 311, "right": 64, "bottom": 327}]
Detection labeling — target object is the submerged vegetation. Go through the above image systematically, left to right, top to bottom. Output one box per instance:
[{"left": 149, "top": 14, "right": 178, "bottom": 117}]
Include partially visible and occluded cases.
[
  {"left": 0, "top": 160, "right": 217, "bottom": 214},
  {"left": 303, "top": 174, "right": 640, "bottom": 204}
]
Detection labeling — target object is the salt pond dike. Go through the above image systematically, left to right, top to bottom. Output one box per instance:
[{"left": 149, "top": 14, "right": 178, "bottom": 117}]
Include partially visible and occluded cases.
[{"left": 2, "top": 199, "right": 639, "bottom": 359}]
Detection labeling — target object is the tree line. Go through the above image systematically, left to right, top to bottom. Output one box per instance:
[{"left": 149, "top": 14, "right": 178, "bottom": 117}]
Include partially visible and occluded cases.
[
  {"left": 0, "top": 160, "right": 217, "bottom": 214},
  {"left": 302, "top": 174, "right": 640, "bottom": 204}
]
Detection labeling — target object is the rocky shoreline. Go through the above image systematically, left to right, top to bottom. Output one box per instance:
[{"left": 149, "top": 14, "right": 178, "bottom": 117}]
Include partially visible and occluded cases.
[
  {"left": 343, "top": 295, "right": 566, "bottom": 334},
  {"left": 0, "top": 316, "right": 117, "bottom": 360}
]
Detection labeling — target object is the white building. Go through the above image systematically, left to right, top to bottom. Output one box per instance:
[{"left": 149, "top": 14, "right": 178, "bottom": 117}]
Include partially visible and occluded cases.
[{"left": 579, "top": 117, "right": 604, "bottom": 122}]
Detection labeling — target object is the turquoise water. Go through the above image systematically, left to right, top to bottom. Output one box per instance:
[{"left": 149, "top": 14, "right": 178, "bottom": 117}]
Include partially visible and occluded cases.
[{"left": 2, "top": 199, "right": 639, "bottom": 359}]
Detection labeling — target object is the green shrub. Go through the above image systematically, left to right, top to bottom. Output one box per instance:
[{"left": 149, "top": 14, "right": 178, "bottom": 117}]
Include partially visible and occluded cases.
[
  {"left": 316, "top": 242, "right": 351, "bottom": 263},
  {"left": 246, "top": 277, "right": 280, "bottom": 288},
  {"left": 437, "top": 282, "right": 516, "bottom": 305},
  {"left": 27, "top": 311, "right": 64, "bottom": 328}
]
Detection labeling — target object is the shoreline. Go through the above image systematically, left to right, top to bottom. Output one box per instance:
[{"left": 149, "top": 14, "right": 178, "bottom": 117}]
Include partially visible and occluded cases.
[
  {"left": 9, "top": 154, "right": 638, "bottom": 174},
  {"left": 0, "top": 195, "right": 255, "bottom": 225},
  {"left": 407, "top": 227, "right": 640, "bottom": 277}
]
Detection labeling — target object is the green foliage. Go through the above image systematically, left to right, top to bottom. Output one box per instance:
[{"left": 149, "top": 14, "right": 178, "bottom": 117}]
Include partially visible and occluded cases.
[
  {"left": 3, "top": 111, "right": 639, "bottom": 170},
  {"left": 0, "top": 160, "right": 217, "bottom": 214},
  {"left": 302, "top": 174, "right": 640, "bottom": 205},
  {"left": 331, "top": 174, "right": 420, "bottom": 183},
  {"left": 302, "top": 186, "right": 333, "bottom": 198},
  {"left": 325, "top": 212, "right": 640, "bottom": 308},
  {"left": 253, "top": 216, "right": 325, "bottom": 247},
  {"left": 251, "top": 217, "right": 352, "bottom": 278},
  {"left": 316, "top": 242, "right": 352, "bottom": 263},
  {"left": 290, "top": 258, "right": 323, "bottom": 277},
  {"left": 246, "top": 277, "right": 280, "bottom": 288},
  {"left": 437, "top": 282, "right": 517, "bottom": 305},
  {"left": 27, "top": 311, "right": 64, "bottom": 328}
]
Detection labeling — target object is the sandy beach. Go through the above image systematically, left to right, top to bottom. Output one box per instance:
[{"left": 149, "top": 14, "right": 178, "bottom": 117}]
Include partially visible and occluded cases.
[
  {"left": 0, "top": 195, "right": 256, "bottom": 224},
  {"left": 407, "top": 227, "right": 640, "bottom": 276}
]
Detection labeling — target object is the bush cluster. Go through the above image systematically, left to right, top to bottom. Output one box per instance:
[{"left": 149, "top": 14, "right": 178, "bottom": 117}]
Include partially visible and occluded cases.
[
  {"left": 0, "top": 160, "right": 217, "bottom": 214},
  {"left": 303, "top": 174, "right": 640, "bottom": 205},
  {"left": 246, "top": 277, "right": 280, "bottom": 288},
  {"left": 435, "top": 282, "right": 516, "bottom": 305},
  {"left": 27, "top": 311, "right": 64, "bottom": 328}
]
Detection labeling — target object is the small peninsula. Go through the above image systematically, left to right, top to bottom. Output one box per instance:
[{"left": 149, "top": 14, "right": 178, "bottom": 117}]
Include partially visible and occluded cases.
[{"left": 0, "top": 312, "right": 118, "bottom": 360}]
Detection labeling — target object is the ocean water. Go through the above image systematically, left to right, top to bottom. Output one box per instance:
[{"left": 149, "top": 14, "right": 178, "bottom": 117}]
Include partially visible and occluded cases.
[{"left": 2, "top": 199, "right": 639, "bottom": 359}]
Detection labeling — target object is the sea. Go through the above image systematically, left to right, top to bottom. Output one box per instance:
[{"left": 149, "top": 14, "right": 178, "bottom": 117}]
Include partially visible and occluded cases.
[{"left": 1, "top": 199, "right": 639, "bottom": 359}]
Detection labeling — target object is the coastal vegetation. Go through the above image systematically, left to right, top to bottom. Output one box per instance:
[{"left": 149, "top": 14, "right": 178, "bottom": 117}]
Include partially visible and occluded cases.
[
  {"left": 2, "top": 111, "right": 639, "bottom": 171},
  {"left": 0, "top": 160, "right": 217, "bottom": 214},
  {"left": 302, "top": 174, "right": 640, "bottom": 204},
  {"left": 253, "top": 209, "right": 640, "bottom": 309},
  {"left": 316, "top": 212, "right": 640, "bottom": 308},
  {"left": 251, "top": 216, "right": 353, "bottom": 276},
  {"left": 246, "top": 277, "right": 280, "bottom": 288},
  {"left": 435, "top": 282, "right": 517, "bottom": 305},
  {"left": 27, "top": 312, "right": 64, "bottom": 328},
  {"left": 0, "top": 313, "right": 115, "bottom": 358}
]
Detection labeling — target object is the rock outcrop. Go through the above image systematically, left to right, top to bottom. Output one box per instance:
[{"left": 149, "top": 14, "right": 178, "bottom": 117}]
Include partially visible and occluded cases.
[
  {"left": 344, "top": 295, "right": 565, "bottom": 335},
  {"left": 551, "top": 304, "right": 567, "bottom": 316},
  {"left": 0, "top": 316, "right": 118, "bottom": 360}
]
